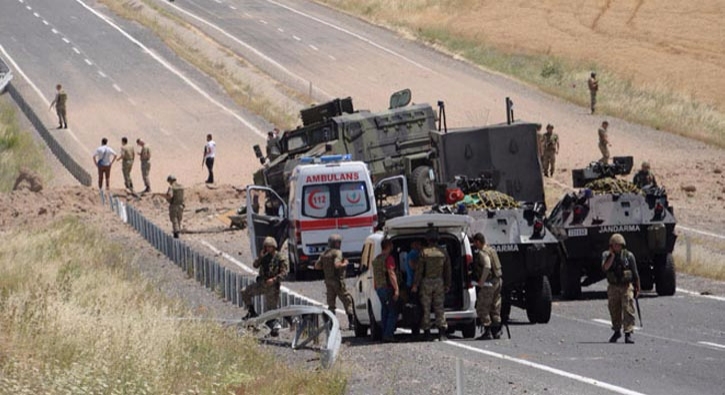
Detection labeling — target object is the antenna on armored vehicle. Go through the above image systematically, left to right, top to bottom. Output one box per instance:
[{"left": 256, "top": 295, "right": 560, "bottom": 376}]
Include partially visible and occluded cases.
[
  {"left": 506, "top": 97, "right": 515, "bottom": 125},
  {"left": 437, "top": 101, "right": 447, "bottom": 133}
]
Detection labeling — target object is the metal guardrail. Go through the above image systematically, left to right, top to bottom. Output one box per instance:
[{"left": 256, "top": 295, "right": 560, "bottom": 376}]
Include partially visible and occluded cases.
[
  {"left": 0, "top": 70, "right": 12, "bottom": 92},
  {"left": 4, "top": 81, "right": 92, "bottom": 186}
]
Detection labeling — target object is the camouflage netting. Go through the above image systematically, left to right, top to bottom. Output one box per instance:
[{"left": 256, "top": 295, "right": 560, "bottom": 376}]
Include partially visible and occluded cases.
[
  {"left": 585, "top": 178, "right": 641, "bottom": 195},
  {"left": 457, "top": 190, "right": 521, "bottom": 210}
]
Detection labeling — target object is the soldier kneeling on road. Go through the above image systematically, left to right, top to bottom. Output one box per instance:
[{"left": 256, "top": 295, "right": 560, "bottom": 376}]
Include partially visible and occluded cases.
[
  {"left": 472, "top": 233, "right": 503, "bottom": 340},
  {"left": 602, "top": 233, "right": 640, "bottom": 344},
  {"left": 315, "top": 234, "right": 355, "bottom": 330},
  {"left": 240, "top": 237, "right": 289, "bottom": 337}
]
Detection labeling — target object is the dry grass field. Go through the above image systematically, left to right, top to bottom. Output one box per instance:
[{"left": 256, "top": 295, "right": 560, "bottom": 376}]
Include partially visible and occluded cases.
[{"left": 319, "top": 0, "right": 725, "bottom": 145}]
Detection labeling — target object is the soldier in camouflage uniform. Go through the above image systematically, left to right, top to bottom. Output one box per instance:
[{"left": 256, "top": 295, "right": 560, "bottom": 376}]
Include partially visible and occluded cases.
[
  {"left": 49, "top": 84, "right": 68, "bottom": 129},
  {"left": 598, "top": 121, "right": 611, "bottom": 164},
  {"left": 541, "top": 124, "right": 559, "bottom": 177},
  {"left": 115, "top": 137, "right": 135, "bottom": 191},
  {"left": 136, "top": 138, "right": 151, "bottom": 193},
  {"left": 632, "top": 161, "right": 658, "bottom": 189},
  {"left": 164, "top": 175, "right": 184, "bottom": 238},
  {"left": 412, "top": 228, "right": 451, "bottom": 341},
  {"left": 472, "top": 233, "right": 503, "bottom": 340},
  {"left": 602, "top": 233, "right": 640, "bottom": 344},
  {"left": 315, "top": 234, "right": 355, "bottom": 330},
  {"left": 241, "top": 236, "right": 289, "bottom": 336}
]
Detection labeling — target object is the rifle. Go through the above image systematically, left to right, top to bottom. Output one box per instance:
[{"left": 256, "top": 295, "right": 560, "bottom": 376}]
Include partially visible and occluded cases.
[{"left": 635, "top": 296, "right": 643, "bottom": 328}]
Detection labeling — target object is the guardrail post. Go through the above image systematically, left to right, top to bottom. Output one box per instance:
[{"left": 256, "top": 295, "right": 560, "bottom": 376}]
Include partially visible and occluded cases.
[{"left": 686, "top": 235, "right": 691, "bottom": 265}]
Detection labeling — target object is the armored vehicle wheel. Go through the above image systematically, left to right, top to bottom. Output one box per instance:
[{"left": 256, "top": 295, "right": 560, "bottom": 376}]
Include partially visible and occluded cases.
[
  {"left": 410, "top": 165, "right": 435, "bottom": 206},
  {"left": 655, "top": 253, "right": 676, "bottom": 296},
  {"left": 561, "top": 260, "right": 582, "bottom": 300},
  {"left": 549, "top": 261, "right": 562, "bottom": 296},
  {"left": 640, "top": 265, "right": 654, "bottom": 291},
  {"left": 526, "top": 276, "right": 552, "bottom": 324},
  {"left": 501, "top": 294, "right": 511, "bottom": 324},
  {"left": 368, "top": 305, "right": 383, "bottom": 341},
  {"left": 353, "top": 311, "right": 369, "bottom": 338},
  {"left": 461, "top": 321, "right": 477, "bottom": 339}
]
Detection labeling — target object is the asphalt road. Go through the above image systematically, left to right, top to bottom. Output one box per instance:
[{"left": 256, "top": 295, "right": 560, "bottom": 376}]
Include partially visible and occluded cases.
[{"left": 3, "top": 0, "right": 725, "bottom": 394}]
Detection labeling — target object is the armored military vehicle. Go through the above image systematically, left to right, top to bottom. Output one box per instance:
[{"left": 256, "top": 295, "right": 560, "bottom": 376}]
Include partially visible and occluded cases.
[
  {"left": 252, "top": 89, "right": 438, "bottom": 206},
  {"left": 429, "top": 115, "right": 560, "bottom": 324},
  {"left": 547, "top": 157, "right": 677, "bottom": 299}
]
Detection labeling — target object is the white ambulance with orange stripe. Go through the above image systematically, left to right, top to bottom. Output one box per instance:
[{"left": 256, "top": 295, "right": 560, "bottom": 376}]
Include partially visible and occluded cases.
[{"left": 246, "top": 155, "right": 408, "bottom": 280}]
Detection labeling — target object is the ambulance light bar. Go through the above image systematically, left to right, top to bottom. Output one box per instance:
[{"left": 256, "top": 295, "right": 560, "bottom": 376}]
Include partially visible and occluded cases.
[{"left": 299, "top": 154, "right": 352, "bottom": 164}]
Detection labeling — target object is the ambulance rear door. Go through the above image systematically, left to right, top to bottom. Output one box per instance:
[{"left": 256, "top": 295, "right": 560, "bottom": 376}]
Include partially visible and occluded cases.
[{"left": 374, "top": 175, "right": 409, "bottom": 230}]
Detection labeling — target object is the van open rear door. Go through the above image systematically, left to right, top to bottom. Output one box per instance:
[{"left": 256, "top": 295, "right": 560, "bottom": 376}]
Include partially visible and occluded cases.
[
  {"left": 374, "top": 175, "right": 409, "bottom": 230},
  {"left": 245, "top": 186, "right": 288, "bottom": 259}
]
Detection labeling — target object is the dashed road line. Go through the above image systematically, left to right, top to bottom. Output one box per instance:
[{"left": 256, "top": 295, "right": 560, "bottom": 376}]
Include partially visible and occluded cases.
[
  {"left": 25, "top": 5, "right": 31, "bottom": 11},
  {"left": 229, "top": 5, "right": 236, "bottom": 10},
  {"left": 33, "top": 12, "right": 39, "bottom": 17},
  {"left": 243, "top": 12, "right": 251, "bottom": 17},
  {"left": 259, "top": 19, "right": 268, "bottom": 25},
  {"left": 42, "top": 20, "right": 49, "bottom": 25},
  {"left": 277, "top": 27, "right": 284, "bottom": 32},
  {"left": 52, "top": 28, "right": 58, "bottom": 34},
  {"left": 292, "top": 35, "right": 301, "bottom": 41},
  {"left": 62, "top": 37, "right": 70, "bottom": 44},
  {"left": 309, "top": 44, "right": 318, "bottom": 51},
  {"left": 72, "top": 47, "right": 80, "bottom": 54},
  {"left": 328, "top": 54, "right": 336, "bottom": 61},
  {"left": 84, "top": 58, "right": 93, "bottom": 66},
  {"left": 98, "top": 70, "right": 107, "bottom": 78},
  {"left": 112, "top": 83, "right": 122, "bottom": 92},
  {"left": 127, "top": 98, "right": 137, "bottom": 106},
  {"left": 677, "top": 288, "right": 725, "bottom": 302},
  {"left": 592, "top": 318, "right": 641, "bottom": 330},
  {"left": 698, "top": 341, "right": 725, "bottom": 350}
]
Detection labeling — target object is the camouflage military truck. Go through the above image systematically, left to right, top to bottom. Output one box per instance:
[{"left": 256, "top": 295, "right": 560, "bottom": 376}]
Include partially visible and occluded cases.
[
  {"left": 252, "top": 89, "right": 438, "bottom": 206},
  {"left": 429, "top": 119, "right": 561, "bottom": 324},
  {"left": 547, "top": 157, "right": 677, "bottom": 299}
]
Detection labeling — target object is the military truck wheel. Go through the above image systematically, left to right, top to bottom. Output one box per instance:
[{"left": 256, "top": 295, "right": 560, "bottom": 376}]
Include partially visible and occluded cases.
[
  {"left": 410, "top": 165, "right": 435, "bottom": 206},
  {"left": 655, "top": 254, "right": 676, "bottom": 296},
  {"left": 561, "top": 260, "right": 582, "bottom": 300},
  {"left": 526, "top": 276, "right": 552, "bottom": 324},
  {"left": 368, "top": 305, "right": 383, "bottom": 342},
  {"left": 353, "top": 311, "right": 369, "bottom": 338},
  {"left": 461, "top": 321, "right": 477, "bottom": 339}
]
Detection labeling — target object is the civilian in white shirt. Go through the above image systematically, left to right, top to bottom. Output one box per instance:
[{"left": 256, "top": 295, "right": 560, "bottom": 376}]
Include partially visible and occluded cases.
[
  {"left": 202, "top": 133, "right": 216, "bottom": 184},
  {"left": 93, "top": 137, "right": 117, "bottom": 190}
]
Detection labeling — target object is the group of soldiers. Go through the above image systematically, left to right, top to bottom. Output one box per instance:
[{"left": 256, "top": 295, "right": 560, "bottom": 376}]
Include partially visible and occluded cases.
[{"left": 92, "top": 137, "right": 152, "bottom": 193}]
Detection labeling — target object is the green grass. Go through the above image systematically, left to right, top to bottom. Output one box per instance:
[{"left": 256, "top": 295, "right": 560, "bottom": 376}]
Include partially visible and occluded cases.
[
  {"left": 316, "top": 1, "right": 725, "bottom": 148},
  {"left": 0, "top": 99, "right": 49, "bottom": 192},
  {"left": 0, "top": 217, "right": 347, "bottom": 394},
  {"left": 673, "top": 235, "right": 725, "bottom": 281}
]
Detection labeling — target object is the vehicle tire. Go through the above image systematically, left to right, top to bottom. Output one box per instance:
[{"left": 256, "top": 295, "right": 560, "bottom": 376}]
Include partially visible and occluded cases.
[
  {"left": 409, "top": 165, "right": 435, "bottom": 206},
  {"left": 655, "top": 253, "right": 676, "bottom": 296},
  {"left": 549, "top": 257, "right": 562, "bottom": 296},
  {"left": 561, "top": 260, "right": 582, "bottom": 300},
  {"left": 639, "top": 264, "right": 654, "bottom": 291},
  {"left": 525, "top": 276, "right": 552, "bottom": 324},
  {"left": 501, "top": 293, "right": 511, "bottom": 324},
  {"left": 368, "top": 305, "right": 383, "bottom": 342},
  {"left": 353, "top": 310, "right": 369, "bottom": 338},
  {"left": 461, "top": 321, "right": 477, "bottom": 339}
]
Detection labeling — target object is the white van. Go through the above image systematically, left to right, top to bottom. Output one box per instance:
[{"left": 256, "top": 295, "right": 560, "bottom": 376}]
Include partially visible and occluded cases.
[{"left": 246, "top": 155, "right": 408, "bottom": 279}]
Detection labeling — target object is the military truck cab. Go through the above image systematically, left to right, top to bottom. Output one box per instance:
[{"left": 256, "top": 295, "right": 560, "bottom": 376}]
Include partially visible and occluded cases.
[
  {"left": 246, "top": 155, "right": 408, "bottom": 280},
  {"left": 352, "top": 214, "right": 478, "bottom": 340}
]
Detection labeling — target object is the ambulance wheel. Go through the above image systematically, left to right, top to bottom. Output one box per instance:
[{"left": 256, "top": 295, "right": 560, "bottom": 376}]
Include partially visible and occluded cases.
[{"left": 410, "top": 165, "right": 435, "bottom": 206}]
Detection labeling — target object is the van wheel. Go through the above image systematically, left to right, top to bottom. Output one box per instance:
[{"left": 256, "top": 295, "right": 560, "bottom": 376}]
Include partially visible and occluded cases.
[
  {"left": 410, "top": 165, "right": 435, "bottom": 206},
  {"left": 655, "top": 254, "right": 676, "bottom": 296},
  {"left": 525, "top": 276, "right": 552, "bottom": 324},
  {"left": 368, "top": 306, "right": 382, "bottom": 342},
  {"left": 353, "top": 311, "right": 369, "bottom": 338},
  {"left": 461, "top": 321, "right": 477, "bottom": 339}
]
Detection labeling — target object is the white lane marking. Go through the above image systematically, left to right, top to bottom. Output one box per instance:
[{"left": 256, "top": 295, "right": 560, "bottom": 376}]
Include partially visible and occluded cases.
[
  {"left": 74, "top": 0, "right": 266, "bottom": 138},
  {"left": 214, "top": 0, "right": 221, "bottom": 3},
  {"left": 265, "top": 0, "right": 435, "bottom": 73},
  {"left": 158, "top": 1, "right": 332, "bottom": 99},
  {"left": 26, "top": 5, "right": 31, "bottom": 10},
  {"left": 229, "top": 5, "right": 236, "bottom": 10},
  {"left": 33, "top": 12, "right": 39, "bottom": 17},
  {"left": 243, "top": 12, "right": 251, "bottom": 17},
  {"left": 259, "top": 19, "right": 268, "bottom": 25},
  {"left": 42, "top": 20, "right": 49, "bottom": 25},
  {"left": 277, "top": 27, "right": 284, "bottom": 33},
  {"left": 51, "top": 28, "right": 58, "bottom": 34},
  {"left": 292, "top": 35, "right": 301, "bottom": 41},
  {"left": 62, "top": 37, "right": 70, "bottom": 44},
  {"left": 309, "top": 44, "right": 318, "bottom": 51},
  {"left": 0, "top": 45, "right": 90, "bottom": 153},
  {"left": 72, "top": 47, "right": 80, "bottom": 54},
  {"left": 328, "top": 54, "right": 336, "bottom": 61},
  {"left": 84, "top": 59, "right": 92, "bottom": 66},
  {"left": 98, "top": 70, "right": 107, "bottom": 78},
  {"left": 112, "top": 83, "right": 122, "bottom": 92},
  {"left": 127, "top": 98, "right": 137, "bottom": 106},
  {"left": 159, "top": 127, "right": 171, "bottom": 136},
  {"left": 678, "top": 225, "right": 725, "bottom": 240},
  {"left": 200, "top": 240, "right": 346, "bottom": 315},
  {"left": 676, "top": 288, "right": 725, "bottom": 302},
  {"left": 592, "top": 318, "right": 641, "bottom": 330},
  {"left": 446, "top": 341, "right": 647, "bottom": 395},
  {"left": 698, "top": 341, "right": 725, "bottom": 350}
]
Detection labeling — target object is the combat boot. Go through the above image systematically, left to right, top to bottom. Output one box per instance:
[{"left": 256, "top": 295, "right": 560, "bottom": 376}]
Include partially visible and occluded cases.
[
  {"left": 243, "top": 306, "right": 258, "bottom": 320},
  {"left": 347, "top": 314, "right": 355, "bottom": 331},
  {"left": 491, "top": 325, "right": 502, "bottom": 340},
  {"left": 476, "top": 326, "right": 492, "bottom": 340},
  {"left": 437, "top": 327, "right": 447, "bottom": 342},
  {"left": 609, "top": 330, "right": 621, "bottom": 343},
  {"left": 624, "top": 332, "right": 634, "bottom": 344}
]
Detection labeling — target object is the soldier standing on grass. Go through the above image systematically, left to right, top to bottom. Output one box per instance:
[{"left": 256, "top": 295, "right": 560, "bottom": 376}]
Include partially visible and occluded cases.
[
  {"left": 588, "top": 72, "right": 599, "bottom": 114},
  {"left": 49, "top": 84, "right": 68, "bottom": 129},
  {"left": 598, "top": 121, "right": 611, "bottom": 164},
  {"left": 541, "top": 124, "right": 559, "bottom": 177},
  {"left": 116, "top": 137, "right": 135, "bottom": 192},
  {"left": 136, "top": 138, "right": 151, "bottom": 193},
  {"left": 164, "top": 175, "right": 184, "bottom": 239},
  {"left": 412, "top": 229, "right": 451, "bottom": 342},
  {"left": 472, "top": 233, "right": 503, "bottom": 340},
  {"left": 602, "top": 233, "right": 640, "bottom": 344},
  {"left": 315, "top": 234, "right": 355, "bottom": 330},
  {"left": 240, "top": 237, "right": 288, "bottom": 337}
]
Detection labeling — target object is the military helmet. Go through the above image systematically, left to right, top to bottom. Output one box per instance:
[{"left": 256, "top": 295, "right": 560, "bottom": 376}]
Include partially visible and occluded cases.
[
  {"left": 642, "top": 161, "right": 650, "bottom": 170},
  {"left": 167, "top": 174, "right": 176, "bottom": 182},
  {"left": 328, "top": 233, "right": 342, "bottom": 247},
  {"left": 609, "top": 233, "right": 626, "bottom": 246},
  {"left": 263, "top": 236, "right": 278, "bottom": 249}
]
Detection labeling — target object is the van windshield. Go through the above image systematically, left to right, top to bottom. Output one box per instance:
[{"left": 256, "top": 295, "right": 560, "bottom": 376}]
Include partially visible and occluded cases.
[{"left": 302, "top": 182, "right": 370, "bottom": 219}]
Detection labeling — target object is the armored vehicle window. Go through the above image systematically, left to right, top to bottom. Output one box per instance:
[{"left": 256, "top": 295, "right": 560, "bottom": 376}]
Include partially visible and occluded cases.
[{"left": 288, "top": 136, "right": 306, "bottom": 151}]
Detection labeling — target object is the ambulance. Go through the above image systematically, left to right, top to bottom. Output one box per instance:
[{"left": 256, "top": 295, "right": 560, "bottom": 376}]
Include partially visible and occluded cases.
[{"left": 246, "top": 155, "right": 408, "bottom": 279}]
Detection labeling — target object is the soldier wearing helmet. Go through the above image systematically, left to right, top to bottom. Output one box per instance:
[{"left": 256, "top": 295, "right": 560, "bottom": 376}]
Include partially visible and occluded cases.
[
  {"left": 632, "top": 161, "right": 658, "bottom": 189},
  {"left": 164, "top": 175, "right": 184, "bottom": 239},
  {"left": 412, "top": 227, "right": 452, "bottom": 341},
  {"left": 471, "top": 233, "right": 504, "bottom": 340},
  {"left": 602, "top": 233, "right": 640, "bottom": 344},
  {"left": 314, "top": 234, "right": 355, "bottom": 330},
  {"left": 240, "top": 235, "right": 289, "bottom": 336}
]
